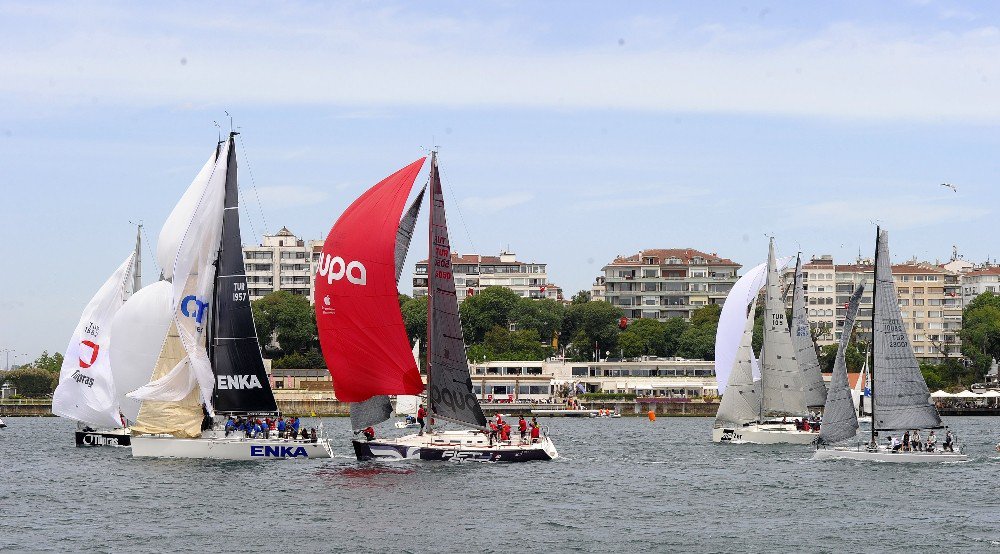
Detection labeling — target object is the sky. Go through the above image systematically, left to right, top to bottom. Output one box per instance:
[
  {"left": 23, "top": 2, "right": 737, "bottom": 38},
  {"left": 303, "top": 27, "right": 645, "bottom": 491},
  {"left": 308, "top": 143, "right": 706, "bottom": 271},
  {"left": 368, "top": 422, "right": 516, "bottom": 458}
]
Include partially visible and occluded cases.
[{"left": 2, "top": 0, "right": 1000, "bottom": 361}]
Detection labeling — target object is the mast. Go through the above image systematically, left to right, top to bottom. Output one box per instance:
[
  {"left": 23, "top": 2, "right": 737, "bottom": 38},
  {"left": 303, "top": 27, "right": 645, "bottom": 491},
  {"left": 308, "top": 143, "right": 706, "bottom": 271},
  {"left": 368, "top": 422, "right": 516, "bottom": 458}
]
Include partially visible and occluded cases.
[
  {"left": 425, "top": 151, "right": 437, "bottom": 434},
  {"left": 133, "top": 224, "right": 142, "bottom": 293},
  {"left": 870, "top": 226, "right": 878, "bottom": 446}
]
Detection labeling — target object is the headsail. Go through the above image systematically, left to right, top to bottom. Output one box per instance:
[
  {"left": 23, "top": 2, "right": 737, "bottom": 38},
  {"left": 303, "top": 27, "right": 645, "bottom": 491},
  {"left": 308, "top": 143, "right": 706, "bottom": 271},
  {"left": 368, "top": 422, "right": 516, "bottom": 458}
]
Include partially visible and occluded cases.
[
  {"left": 211, "top": 134, "right": 277, "bottom": 414},
  {"left": 427, "top": 153, "right": 487, "bottom": 429},
  {"left": 315, "top": 158, "right": 426, "bottom": 403},
  {"left": 871, "top": 229, "right": 941, "bottom": 431},
  {"left": 760, "top": 238, "right": 807, "bottom": 417},
  {"left": 52, "top": 253, "right": 137, "bottom": 428},
  {"left": 792, "top": 255, "right": 827, "bottom": 408},
  {"left": 110, "top": 280, "right": 173, "bottom": 423},
  {"left": 818, "top": 282, "right": 865, "bottom": 444},
  {"left": 715, "top": 298, "right": 761, "bottom": 426},
  {"left": 130, "top": 322, "right": 204, "bottom": 437}
]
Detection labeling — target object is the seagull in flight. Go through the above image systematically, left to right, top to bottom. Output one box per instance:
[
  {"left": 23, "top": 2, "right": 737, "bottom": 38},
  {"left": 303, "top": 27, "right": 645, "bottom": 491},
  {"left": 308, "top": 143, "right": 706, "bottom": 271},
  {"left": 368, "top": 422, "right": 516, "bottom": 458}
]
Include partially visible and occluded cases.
[{"left": 940, "top": 183, "right": 957, "bottom": 192}]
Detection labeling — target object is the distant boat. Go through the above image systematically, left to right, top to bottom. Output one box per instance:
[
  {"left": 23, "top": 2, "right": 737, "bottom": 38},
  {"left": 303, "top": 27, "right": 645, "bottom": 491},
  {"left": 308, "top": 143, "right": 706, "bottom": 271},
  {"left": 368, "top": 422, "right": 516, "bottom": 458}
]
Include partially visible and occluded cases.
[
  {"left": 127, "top": 132, "right": 331, "bottom": 460},
  {"left": 315, "top": 152, "right": 557, "bottom": 462},
  {"left": 814, "top": 228, "right": 967, "bottom": 463},
  {"left": 712, "top": 238, "right": 816, "bottom": 444},
  {"left": 853, "top": 347, "right": 872, "bottom": 424},
  {"left": 0, "top": 417, "right": 6, "bottom": 429}
]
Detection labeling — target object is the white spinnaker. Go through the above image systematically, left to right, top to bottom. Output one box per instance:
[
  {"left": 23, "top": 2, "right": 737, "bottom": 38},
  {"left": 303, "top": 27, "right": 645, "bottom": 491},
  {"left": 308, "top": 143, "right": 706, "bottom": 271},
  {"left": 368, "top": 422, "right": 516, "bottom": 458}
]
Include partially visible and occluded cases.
[
  {"left": 156, "top": 152, "right": 217, "bottom": 280},
  {"left": 52, "top": 253, "right": 136, "bottom": 428},
  {"left": 714, "top": 255, "right": 793, "bottom": 393},
  {"left": 109, "top": 280, "right": 173, "bottom": 423},
  {"left": 394, "top": 395, "right": 420, "bottom": 416}
]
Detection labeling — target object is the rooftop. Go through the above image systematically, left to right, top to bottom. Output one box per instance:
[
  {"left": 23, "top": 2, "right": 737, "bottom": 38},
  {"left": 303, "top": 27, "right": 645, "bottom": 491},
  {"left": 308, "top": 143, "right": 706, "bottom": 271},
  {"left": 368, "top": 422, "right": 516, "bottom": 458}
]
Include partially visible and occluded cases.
[{"left": 606, "top": 248, "right": 740, "bottom": 267}]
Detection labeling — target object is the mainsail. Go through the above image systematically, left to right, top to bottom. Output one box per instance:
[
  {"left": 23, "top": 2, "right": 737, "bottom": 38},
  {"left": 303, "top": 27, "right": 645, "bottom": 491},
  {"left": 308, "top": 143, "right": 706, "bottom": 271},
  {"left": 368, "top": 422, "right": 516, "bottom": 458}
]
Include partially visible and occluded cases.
[
  {"left": 211, "top": 134, "right": 277, "bottom": 414},
  {"left": 426, "top": 153, "right": 487, "bottom": 429},
  {"left": 315, "top": 159, "right": 426, "bottom": 403},
  {"left": 871, "top": 229, "right": 941, "bottom": 431},
  {"left": 760, "top": 238, "right": 807, "bottom": 417},
  {"left": 52, "top": 253, "right": 137, "bottom": 428},
  {"left": 791, "top": 255, "right": 827, "bottom": 407},
  {"left": 818, "top": 282, "right": 865, "bottom": 444},
  {"left": 714, "top": 298, "right": 761, "bottom": 426}
]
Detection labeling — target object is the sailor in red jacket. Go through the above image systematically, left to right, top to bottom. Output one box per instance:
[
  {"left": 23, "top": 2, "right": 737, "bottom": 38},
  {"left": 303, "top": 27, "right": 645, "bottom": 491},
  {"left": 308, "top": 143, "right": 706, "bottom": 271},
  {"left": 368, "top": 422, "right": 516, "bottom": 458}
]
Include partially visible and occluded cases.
[
  {"left": 417, "top": 404, "right": 427, "bottom": 436},
  {"left": 518, "top": 415, "right": 528, "bottom": 441},
  {"left": 530, "top": 418, "right": 541, "bottom": 443}
]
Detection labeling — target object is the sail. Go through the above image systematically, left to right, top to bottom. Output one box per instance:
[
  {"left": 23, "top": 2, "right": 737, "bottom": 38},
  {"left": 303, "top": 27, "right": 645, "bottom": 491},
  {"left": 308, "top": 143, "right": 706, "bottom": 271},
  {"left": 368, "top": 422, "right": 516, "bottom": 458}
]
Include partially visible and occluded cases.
[
  {"left": 211, "top": 134, "right": 277, "bottom": 414},
  {"left": 156, "top": 153, "right": 218, "bottom": 280},
  {"left": 427, "top": 153, "right": 487, "bottom": 429},
  {"left": 315, "top": 158, "right": 426, "bottom": 403},
  {"left": 348, "top": 186, "right": 429, "bottom": 429},
  {"left": 872, "top": 229, "right": 941, "bottom": 431},
  {"left": 760, "top": 239, "right": 807, "bottom": 417},
  {"left": 53, "top": 253, "right": 136, "bottom": 428},
  {"left": 791, "top": 255, "right": 827, "bottom": 407},
  {"left": 109, "top": 280, "right": 173, "bottom": 423},
  {"left": 818, "top": 282, "right": 865, "bottom": 444},
  {"left": 715, "top": 299, "right": 761, "bottom": 426},
  {"left": 130, "top": 322, "right": 204, "bottom": 437},
  {"left": 394, "top": 395, "right": 420, "bottom": 416}
]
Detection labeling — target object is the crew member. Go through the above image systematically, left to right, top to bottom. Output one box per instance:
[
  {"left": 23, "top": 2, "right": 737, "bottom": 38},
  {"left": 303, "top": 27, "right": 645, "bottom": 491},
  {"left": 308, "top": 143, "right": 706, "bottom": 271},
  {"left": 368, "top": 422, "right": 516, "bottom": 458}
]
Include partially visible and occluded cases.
[
  {"left": 417, "top": 404, "right": 427, "bottom": 436},
  {"left": 518, "top": 415, "right": 528, "bottom": 441},
  {"left": 362, "top": 426, "right": 376, "bottom": 441}
]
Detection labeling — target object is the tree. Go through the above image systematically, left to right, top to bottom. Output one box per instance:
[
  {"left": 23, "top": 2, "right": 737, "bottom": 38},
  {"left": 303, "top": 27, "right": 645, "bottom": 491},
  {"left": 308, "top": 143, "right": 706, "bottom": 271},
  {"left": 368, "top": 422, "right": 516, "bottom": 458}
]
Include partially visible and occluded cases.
[
  {"left": 459, "top": 286, "right": 521, "bottom": 344},
  {"left": 571, "top": 290, "right": 591, "bottom": 304},
  {"left": 251, "top": 291, "right": 316, "bottom": 356},
  {"left": 960, "top": 292, "right": 1000, "bottom": 378},
  {"left": 400, "top": 295, "right": 429, "bottom": 347},
  {"left": 509, "top": 297, "right": 565, "bottom": 343},
  {"left": 563, "top": 300, "right": 623, "bottom": 361},
  {"left": 675, "top": 304, "right": 723, "bottom": 361},
  {"left": 661, "top": 317, "right": 690, "bottom": 357},
  {"left": 618, "top": 318, "right": 667, "bottom": 358},
  {"left": 818, "top": 343, "right": 866, "bottom": 374},
  {"left": 33, "top": 351, "right": 64, "bottom": 373},
  {"left": 0, "top": 367, "right": 57, "bottom": 397}
]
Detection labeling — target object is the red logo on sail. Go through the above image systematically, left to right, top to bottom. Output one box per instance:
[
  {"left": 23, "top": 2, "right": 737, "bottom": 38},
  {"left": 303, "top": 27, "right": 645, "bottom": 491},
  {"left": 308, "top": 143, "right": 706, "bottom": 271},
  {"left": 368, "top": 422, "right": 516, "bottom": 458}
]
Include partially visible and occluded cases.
[{"left": 79, "top": 340, "right": 100, "bottom": 368}]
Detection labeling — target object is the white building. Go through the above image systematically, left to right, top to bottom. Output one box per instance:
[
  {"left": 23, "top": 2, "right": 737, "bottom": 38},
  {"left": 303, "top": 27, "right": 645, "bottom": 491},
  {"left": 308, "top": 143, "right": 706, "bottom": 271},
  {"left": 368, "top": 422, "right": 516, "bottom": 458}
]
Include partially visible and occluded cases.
[
  {"left": 242, "top": 227, "right": 323, "bottom": 302},
  {"left": 412, "top": 251, "right": 563, "bottom": 303},
  {"left": 961, "top": 267, "right": 1000, "bottom": 305}
]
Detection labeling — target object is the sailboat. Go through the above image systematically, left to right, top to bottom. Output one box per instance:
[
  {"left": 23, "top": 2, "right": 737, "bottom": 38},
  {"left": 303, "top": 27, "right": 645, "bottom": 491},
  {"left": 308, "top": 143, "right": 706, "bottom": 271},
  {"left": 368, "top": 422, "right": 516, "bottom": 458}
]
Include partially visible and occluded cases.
[
  {"left": 127, "top": 132, "right": 332, "bottom": 460},
  {"left": 315, "top": 152, "right": 557, "bottom": 462},
  {"left": 52, "top": 227, "right": 145, "bottom": 447},
  {"left": 814, "top": 228, "right": 967, "bottom": 462},
  {"left": 712, "top": 238, "right": 815, "bottom": 444},
  {"left": 791, "top": 254, "right": 827, "bottom": 411}
]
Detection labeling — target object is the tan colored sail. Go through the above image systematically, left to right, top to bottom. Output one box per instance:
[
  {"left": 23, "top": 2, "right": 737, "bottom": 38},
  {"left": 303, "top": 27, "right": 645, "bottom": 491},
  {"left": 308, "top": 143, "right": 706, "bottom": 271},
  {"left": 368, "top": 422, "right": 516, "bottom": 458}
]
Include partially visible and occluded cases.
[{"left": 131, "top": 322, "right": 203, "bottom": 438}]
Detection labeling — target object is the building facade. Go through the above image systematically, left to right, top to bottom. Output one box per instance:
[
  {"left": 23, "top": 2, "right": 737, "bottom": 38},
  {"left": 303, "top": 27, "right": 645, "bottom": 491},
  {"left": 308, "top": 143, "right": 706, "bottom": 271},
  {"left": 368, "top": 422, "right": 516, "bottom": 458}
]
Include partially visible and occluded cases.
[
  {"left": 242, "top": 227, "right": 322, "bottom": 302},
  {"left": 598, "top": 248, "right": 741, "bottom": 320},
  {"left": 412, "top": 251, "right": 563, "bottom": 303},
  {"left": 961, "top": 267, "right": 1000, "bottom": 305}
]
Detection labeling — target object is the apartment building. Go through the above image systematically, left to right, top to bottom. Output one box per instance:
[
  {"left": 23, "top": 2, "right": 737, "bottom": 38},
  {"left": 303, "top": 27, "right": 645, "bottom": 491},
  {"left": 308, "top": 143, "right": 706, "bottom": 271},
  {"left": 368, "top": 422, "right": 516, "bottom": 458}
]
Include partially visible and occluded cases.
[
  {"left": 242, "top": 227, "right": 322, "bottom": 302},
  {"left": 598, "top": 248, "right": 741, "bottom": 320},
  {"left": 412, "top": 251, "right": 563, "bottom": 303},
  {"left": 782, "top": 255, "right": 838, "bottom": 347},
  {"left": 961, "top": 267, "right": 1000, "bottom": 304}
]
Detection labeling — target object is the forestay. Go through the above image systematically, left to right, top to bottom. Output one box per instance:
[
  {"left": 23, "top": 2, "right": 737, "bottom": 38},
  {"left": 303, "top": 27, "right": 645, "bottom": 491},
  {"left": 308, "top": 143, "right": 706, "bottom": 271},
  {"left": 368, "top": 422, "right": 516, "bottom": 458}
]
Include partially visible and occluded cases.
[
  {"left": 872, "top": 230, "right": 942, "bottom": 431},
  {"left": 760, "top": 239, "right": 807, "bottom": 417},
  {"left": 792, "top": 255, "right": 827, "bottom": 407},
  {"left": 818, "top": 282, "right": 865, "bottom": 444}
]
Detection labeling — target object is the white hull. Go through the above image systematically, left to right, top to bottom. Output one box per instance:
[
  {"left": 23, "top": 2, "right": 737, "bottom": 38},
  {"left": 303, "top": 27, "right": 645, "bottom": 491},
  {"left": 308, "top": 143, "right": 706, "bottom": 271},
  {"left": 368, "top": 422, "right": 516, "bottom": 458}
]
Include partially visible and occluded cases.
[
  {"left": 531, "top": 409, "right": 600, "bottom": 417},
  {"left": 0, "top": 417, "right": 6, "bottom": 428},
  {"left": 712, "top": 423, "right": 818, "bottom": 444},
  {"left": 355, "top": 429, "right": 558, "bottom": 462},
  {"left": 131, "top": 434, "right": 333, "bottom": 460},
  {"left": 813, "top": 445, "right": 967, "bottom": 463}
]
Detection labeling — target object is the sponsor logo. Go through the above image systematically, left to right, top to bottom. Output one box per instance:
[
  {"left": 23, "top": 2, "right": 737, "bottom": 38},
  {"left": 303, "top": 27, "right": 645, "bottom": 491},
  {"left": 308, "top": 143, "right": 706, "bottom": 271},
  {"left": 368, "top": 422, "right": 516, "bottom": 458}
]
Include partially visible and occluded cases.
[
  {"left": 316, "top": 254, "right": 366, "bottom": 286},
  {"left": 180, "top": 295, "right": 210, "bottom": 324},
  {"left": 321, "top": 295, "right": 335, "bottom": 315},
  {"left": 79, "top": 340, "right": 100, "bottom": 368},
  {"left": 71, "top": 369, "right": 95, "bottom": 388},
  {"left": 216, "top": 374, "right": 263, "bottom": 390},
  {"left": 429, "top": 382, "right": 478, "bottom": 415},
  {"left": 720, "top": 429, "right": 742, "bottom": 442},
  {"left": 82, "top": 433, "right": 120, "bottom": 446},
  {"left": 250, "top": 445, "right": 309, "bottom": 458},
  {"left": 442, "top": 450, "right": 493, "bottom": 462}
]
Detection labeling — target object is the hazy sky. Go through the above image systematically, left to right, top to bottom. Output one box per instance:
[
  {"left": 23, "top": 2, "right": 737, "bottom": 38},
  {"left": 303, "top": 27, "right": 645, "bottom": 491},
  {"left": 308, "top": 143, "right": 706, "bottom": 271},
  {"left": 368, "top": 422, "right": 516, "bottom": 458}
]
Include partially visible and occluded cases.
[{"left": 2, "top": 1, "right": 999, "bottom": 360}]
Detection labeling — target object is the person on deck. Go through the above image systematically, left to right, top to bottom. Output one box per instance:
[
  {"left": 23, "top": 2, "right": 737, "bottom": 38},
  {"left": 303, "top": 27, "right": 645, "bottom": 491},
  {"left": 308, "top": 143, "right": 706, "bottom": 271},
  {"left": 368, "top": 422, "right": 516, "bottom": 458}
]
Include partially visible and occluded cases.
[
  {"left": 417, "top": 404, "right": 427, "bottom": 436},
  {"left": 518, "top": 416, "right": 528, "bottom": 441},
  {"left": 225, "top": 417, "right": 235, "bottom": 437},
  {"left": 277, "top": 417, "right": 286, "bottom": 438},
  {"left": 291, "top": 417, "right": 301, "bottom": 440},
  {"left": 261, "top": 419, "right": 270, "bottom": 439},
  {"left": 530, "top": 420, "right": 541, "bottom": 443},
  {"left": 802, "top": 420, "right": 811, "bottom": 432},
  {"left": 488, "top": 421, "right": 499, "bottom": 446},
  {"left": 500, "top": 422, "right": 511, "bottom": 442},
  {"left": 362, "top": 426, "right": 375, "bottom": 441},
  {"left": 310, "top": 428, "right": 318, "bottom": 443},
  {"left": 911, "top": 429, "right": 922, "bottom": 451},
  {"left": 944, "top": 429, "right": 954, "bottom": 452},
  {"left": 902, "top": 430, "right": 911, "bottom": 452},
  {"left": 926, "top": 430, "right": 937, "bottom": 452},
  {"left": 890, "top": 436, "right": 902, "bottom": 452}
]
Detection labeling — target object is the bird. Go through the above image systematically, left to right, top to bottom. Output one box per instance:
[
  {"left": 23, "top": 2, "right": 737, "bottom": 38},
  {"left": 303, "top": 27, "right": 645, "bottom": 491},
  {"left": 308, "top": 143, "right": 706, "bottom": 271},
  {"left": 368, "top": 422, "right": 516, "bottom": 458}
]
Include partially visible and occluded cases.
[{"left": 940, "top": 183, "right": 957, "bottom": 192}]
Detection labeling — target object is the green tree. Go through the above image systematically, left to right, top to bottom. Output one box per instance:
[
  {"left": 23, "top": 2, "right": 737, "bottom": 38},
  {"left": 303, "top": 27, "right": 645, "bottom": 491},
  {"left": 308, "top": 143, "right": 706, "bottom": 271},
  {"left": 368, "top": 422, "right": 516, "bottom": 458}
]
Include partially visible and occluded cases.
[
  {"left": 459, "top": 286, "right": 521, "bottom": 344},
  {"left": 571, "top": 290, "right": 591, "bottom": 304},
  {"left": 251, "top": 291, "right": 316, "bottom": 356},
  {"left": 960, "top": 292, "right": 1000, "bottom": 378},
  {"left": 400, "top": 295, "right": 429, "bottom": 347},
  {"left": 510, "top": 297, "right": 565, "bottom": 343},
  {"left": 563, "top": 300, "right": 623, "bottom": 361},
  {"left": 675, "top": 304, "right": 723, "bottom": 360},
  {"left": 661, "top": 317, "right": 690, "bottom": 357},
  {"left": 618, "top": 318, "right": 667, "bottom": 358},
  {"left": 818, "top": 343, "right": 866, "bottom": 374},
  {"left": 32, "top": 351, "right": 64, "bottom": 373},
  {"left": 0, "top": 367, "right": 57, "bottom": 397}
]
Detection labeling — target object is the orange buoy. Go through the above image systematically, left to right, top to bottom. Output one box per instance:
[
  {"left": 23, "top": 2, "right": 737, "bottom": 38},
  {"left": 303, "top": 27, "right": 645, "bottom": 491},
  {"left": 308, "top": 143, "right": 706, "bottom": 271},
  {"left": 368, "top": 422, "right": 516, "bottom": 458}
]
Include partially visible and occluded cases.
[{"left": 647, "top": 410, "right": 656, "bottom": 421}]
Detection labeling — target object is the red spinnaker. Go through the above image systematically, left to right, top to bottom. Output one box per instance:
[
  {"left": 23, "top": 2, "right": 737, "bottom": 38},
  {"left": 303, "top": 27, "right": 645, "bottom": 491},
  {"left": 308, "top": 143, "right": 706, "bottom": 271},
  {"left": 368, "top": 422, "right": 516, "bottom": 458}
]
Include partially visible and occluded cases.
[{"left": 315, "top": 158, "right": 426, "bottom": 402}]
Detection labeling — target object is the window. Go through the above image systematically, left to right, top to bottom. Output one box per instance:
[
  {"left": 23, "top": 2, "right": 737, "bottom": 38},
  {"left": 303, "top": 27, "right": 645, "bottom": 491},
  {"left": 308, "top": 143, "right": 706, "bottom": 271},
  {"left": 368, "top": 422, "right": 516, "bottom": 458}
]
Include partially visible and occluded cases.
[
  {"left": 897, "top": 287, "right": 909, "bottom": 294},
  {"left": 913, "top": 287, "right": 924, "bottom": 294},
  {"left": 899, "top": 299, "right": 909, "bottom": 306},
  {"left": 913, "top": 299, "right": 924, "bottom": 306},
  {"left": 928, "top": 311, "right": 942, "bottom": 318}
]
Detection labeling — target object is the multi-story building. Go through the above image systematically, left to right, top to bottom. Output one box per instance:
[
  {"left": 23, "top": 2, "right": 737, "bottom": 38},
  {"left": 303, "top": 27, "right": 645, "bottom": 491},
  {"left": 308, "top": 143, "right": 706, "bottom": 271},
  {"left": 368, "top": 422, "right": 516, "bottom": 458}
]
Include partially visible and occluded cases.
[
  {"left": 242, "top": 227, "right": 322, "bottom": 302},
  {"left": 598, "top": 248, "right": 741, "bottom": 320},
  {"left": 412, "top": 251, "right": 563, "bottom": 303},
  {"left": 782, "top": 255, "right": 838, "bottom": 347},
  {"left": 961, "top": 266, "right": 1000, "bottom": 304},
  {"left": 590, "top": 276, "right": 606, "bottom": 302}
]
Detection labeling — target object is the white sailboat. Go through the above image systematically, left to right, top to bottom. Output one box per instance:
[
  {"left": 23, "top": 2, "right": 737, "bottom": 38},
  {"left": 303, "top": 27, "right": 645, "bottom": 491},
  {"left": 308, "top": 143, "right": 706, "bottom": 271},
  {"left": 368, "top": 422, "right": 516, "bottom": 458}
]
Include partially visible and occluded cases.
[
  {"left": 127, "top": 133, "right": 332, "bottom": 460},
  {"left": 315, "top": 152, "right": 557, "bottom": 462},
  {"left": 52, "top": 227, "right": 146, "bottom": 447},
  {"left": 814, "top": 228, "right": 967, "bottom": 463},
  {"left": 713, "top": 238, "right": 816, "bottom": 444},
  {"left": 791, "top": 254, "right": 827, "bottom": 410}
]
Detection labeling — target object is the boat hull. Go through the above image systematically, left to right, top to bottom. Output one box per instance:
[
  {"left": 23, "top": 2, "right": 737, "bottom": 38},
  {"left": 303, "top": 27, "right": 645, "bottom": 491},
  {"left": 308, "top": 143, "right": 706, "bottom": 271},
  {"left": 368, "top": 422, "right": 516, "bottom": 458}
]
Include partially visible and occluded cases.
[
  {"left": 530, "top": 409, "right": 599, "bottom": 417},
  {"left": 712, "top": 423, "right": 818, "bottom": 444},
  {"left": 76, "top": 429, "right": 131, "bottom": 447},
  {"left": 353, "top": 430, "right": 558, "bottom": 462},
  {"left": 131, "top": 435, "right": 333, "bottom": 460},
  {"left": 813, "top": 446, "right": 967, "bottom": 463}
]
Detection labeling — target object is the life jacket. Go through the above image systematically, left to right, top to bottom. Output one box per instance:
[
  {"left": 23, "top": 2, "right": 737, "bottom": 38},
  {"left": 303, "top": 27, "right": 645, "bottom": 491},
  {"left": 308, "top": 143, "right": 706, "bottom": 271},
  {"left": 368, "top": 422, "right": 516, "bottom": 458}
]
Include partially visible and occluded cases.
[{"left": 418, "top": 408, "right": 426, "bottom": 419}]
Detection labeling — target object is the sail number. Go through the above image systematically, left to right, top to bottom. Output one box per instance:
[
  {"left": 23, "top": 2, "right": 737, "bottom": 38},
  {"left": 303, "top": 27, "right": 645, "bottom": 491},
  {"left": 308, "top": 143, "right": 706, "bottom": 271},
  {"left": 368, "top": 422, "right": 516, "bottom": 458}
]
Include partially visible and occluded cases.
[
  {"left": 232, "top": 282, "right": 248, "bottom": 302},
  {"left": 771, "top": 314, "right": 783, "bottom": 327},
  {"left": 883, "top": 320, "right": 907, "bottom": 347}
]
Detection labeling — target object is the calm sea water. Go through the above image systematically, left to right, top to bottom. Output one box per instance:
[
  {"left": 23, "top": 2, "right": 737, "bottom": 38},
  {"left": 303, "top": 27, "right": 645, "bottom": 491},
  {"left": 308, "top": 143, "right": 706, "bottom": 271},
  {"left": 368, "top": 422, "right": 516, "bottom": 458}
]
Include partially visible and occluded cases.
[{"left": 1, "top": 416, "right": 999, "bottom": 553}]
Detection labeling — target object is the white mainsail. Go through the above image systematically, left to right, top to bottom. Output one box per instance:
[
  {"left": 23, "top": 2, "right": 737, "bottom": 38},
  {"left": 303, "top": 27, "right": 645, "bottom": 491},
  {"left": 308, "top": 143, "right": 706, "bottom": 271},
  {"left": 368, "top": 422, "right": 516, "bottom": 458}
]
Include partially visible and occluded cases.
[
  {"left": 156, "top": 153, "right": 219, "bottom": 280},
  {"left": 872, "top": 229, "right": 941, "bottom": 431},
  {"left": 760, "top": 239, "right": 807, "bottom": 417},
  {"left": 52, "top": 253, "right": 136, "bottom": 428},
  {"left": 791, "top": 255, "right": 827, "bottom": 407},
  {"left": 109, "top": 280, "right": 173, "bottom": 423},
  {"left": 818, "top": 281, "right": 865, "bottom": 444},
  {"left": 715, "top": 298, "right": 761, "bottom": 426}
]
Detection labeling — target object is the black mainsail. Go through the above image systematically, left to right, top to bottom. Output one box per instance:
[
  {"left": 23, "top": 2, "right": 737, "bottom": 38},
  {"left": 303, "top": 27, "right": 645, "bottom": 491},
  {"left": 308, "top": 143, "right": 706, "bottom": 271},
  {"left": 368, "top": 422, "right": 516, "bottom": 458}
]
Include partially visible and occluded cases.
[
  {"left": 210, "top": 132, "right": 277, "bottom": 414},
  {"left": 427, "top": 153, "right": 487, "bottom": 429}
]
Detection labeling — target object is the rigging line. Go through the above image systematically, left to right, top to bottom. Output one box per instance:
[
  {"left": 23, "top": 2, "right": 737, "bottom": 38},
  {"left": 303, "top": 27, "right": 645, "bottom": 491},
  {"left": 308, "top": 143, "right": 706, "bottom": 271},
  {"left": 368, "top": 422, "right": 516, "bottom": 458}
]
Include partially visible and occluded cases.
[
  {"left": 237, "top": 134, "right": 270, "bottom": 238},
  {"left": 436, "top": 158, "right": 477, "bottom": 255},
  {"left": 140, "top": 225, "right": 159, "bottom": 279}
]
